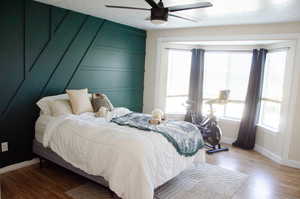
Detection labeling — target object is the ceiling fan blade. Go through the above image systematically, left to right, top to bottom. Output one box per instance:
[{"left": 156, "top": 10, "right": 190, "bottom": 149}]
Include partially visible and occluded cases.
[
  {"left": 145, "top": 0, "right": 159, "bottom": 8},
  {"left": 169, "top": 2, "right": 213, "bottom": 12},
  {"left": 106, "top": 5, "right": 150, "bottom": 11},
  {"left": 169, "top": 14, "right": 198, "bottom": 22}
]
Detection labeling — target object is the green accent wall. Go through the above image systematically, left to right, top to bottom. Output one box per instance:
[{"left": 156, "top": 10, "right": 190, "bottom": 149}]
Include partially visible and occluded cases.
[{"left": 0, "top": 0, "right": 146, "bottom": 168}]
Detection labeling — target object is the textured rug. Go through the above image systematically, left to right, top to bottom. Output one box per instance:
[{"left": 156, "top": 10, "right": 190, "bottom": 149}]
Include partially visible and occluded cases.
[{"left": 66, "top": 163, "right": 248, "bottom": 199}]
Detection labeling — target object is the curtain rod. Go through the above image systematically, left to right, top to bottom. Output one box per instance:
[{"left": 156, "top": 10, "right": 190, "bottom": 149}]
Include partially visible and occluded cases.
[
  {"left": 165, "top": 47, "right": 291, "bottom": 53},
  {"left": 268, "top": 47, "right": 290, "bottom": 52},
  {"left": 165, "top": 48, "right": 252, "bottom": 53},
  {"left": 165, "top": 48, "right": 191, "bottom": 51}
]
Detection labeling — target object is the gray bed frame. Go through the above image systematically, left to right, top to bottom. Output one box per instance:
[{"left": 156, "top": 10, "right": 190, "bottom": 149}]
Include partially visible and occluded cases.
[
  {"left": 33, "top": 139, "right": 121, "bottom": 198},
  {"left": 33, "top": 139, "right": 198, "bottom": 199}
]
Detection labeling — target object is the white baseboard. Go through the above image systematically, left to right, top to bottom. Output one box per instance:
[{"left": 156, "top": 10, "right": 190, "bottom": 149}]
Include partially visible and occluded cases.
[
  {"left": 221, "top": 137, "right": 300, "bottom": 169},
  {"left": 221, "top": 137, "right": 283, "bottom": 164},
  {"left": 254, "top": 144, "right": 282, "bottom": 164},
  {"left": 0, "top": 158, "right": 40, "bottom": 175},
  {"left": 283, "top": 159, "right": 300, "bottom": 169}
]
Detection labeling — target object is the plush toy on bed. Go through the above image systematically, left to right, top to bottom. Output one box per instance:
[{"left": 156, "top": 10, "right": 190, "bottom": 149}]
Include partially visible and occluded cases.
[
  {"left": 92, "top": 93, "right": 114, "bottom": 118},
  {"left": 92, "top": 93, "right": 114, "bottom": 112},
  {"left": 96, "top": 107, "right": 109, "bottom": 118},
  {"left": 149, "top": 109, "right": 164, "bottom": 125}
]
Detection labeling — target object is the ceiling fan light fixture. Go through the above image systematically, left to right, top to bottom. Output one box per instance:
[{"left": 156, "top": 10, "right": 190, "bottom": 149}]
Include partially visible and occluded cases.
[{"left": 106, "top": 0, "right": 212, "bottom": 25}]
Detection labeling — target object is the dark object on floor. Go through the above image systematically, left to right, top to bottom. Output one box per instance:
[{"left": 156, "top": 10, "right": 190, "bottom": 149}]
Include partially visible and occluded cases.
[{"left": 191, "top": 112, "right": 229, "bottom": 154}]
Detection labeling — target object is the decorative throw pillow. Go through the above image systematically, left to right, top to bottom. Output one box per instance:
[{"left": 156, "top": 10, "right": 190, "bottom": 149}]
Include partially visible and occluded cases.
[
  {"left": 66, "top": 89, "right": 93, "bottom": 115},
  {"left": 92, "top": 93, "right": 114, "bottom": 112},
  {"left": 36, "top": 94, "right": 69, "bottom": 115},
  {"left": 49, "top": 99, "right": 73, "bottom": 117}
]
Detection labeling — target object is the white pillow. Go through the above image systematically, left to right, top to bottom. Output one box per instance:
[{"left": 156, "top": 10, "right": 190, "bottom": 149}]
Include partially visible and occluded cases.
[
  {"left": 66, "top": 89, "right": 94, "bottom": 115},
  {"left": 36, "top": 94, "right": 69, "bottom": 115},
  {"left": 49, "top": 99, "right": 73, "bottom": 117}
]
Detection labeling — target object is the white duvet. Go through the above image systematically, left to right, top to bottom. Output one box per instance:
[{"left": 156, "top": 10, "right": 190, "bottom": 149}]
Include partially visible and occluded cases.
[{"left": 42, "top": 110, "right": 205, "bottom": 199}]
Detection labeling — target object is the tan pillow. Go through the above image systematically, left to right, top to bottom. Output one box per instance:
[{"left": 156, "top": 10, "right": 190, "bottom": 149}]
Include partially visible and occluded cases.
[
  {"left": 66, "top": 89, "right": 93, "bottom": 115},
  {"left": 92, "top": 93, "right": 114, "bottom": 112},
  {"left": 50, "top": 99, "right": 73, "bottom": 117}
]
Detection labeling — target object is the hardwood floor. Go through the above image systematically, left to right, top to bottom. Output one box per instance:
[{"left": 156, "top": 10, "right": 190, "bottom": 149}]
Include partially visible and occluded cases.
[{"left": 1, "top": 144, "right": 300, "bottom": 199}]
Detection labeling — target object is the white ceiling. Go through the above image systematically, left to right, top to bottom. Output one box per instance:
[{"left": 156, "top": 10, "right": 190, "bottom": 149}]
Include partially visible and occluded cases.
[{"left": 35, "top": 0, "right": 300, "bottom": 30}]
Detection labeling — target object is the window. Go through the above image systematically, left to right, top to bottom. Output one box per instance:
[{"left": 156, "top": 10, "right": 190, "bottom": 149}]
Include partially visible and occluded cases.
[
  {"left": 165, "top": 48, "right": 288, "bottom": 125},
  {"left": 166, "top": 50, "right": 192, "bottom": 114},
  {"left": 259, "top": 50, "right": 287, "bottom": 130},
  {"left": 203, "top": 52, "right": 252, "bottom": 119}
]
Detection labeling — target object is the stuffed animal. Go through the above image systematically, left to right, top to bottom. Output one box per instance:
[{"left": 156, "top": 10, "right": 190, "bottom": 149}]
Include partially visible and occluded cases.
[
  {"left": 96, "top": 107, "right": 108, "bottom": 118},
  {"left": 149, "top": 109, "right": 164, "bottom": 124},
  {"left": 152, "top": 109, "right": 164, "bottom": 121}
]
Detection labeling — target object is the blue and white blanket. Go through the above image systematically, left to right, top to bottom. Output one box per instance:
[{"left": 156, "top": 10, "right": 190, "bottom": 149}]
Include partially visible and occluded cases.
[{"left": 111, "top": 113, "right": 204, "bottom": 157}]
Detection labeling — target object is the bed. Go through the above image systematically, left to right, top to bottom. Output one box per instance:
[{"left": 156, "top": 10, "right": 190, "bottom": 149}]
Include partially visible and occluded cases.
[{"left": 33, "top": 109, "right": 206, "bottom": 199}]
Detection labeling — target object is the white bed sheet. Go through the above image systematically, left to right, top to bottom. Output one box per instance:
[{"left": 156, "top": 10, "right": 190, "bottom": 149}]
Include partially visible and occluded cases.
[
  {"left": 36, "top": 112, "right": 205, "bottom": 199},
  {"left": 35, "top": 115, "right": 54, "bottom": 143}
]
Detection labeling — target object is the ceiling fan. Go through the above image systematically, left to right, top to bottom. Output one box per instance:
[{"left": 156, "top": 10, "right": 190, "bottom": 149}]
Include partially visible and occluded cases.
[{"left": 106, "top": 0, "right": 213, "bottom": 24}]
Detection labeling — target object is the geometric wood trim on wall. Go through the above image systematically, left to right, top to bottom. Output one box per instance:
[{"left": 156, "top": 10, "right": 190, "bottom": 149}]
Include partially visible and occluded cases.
[{"left": 0, "top": 0, "right": 146, "bottom": 168}]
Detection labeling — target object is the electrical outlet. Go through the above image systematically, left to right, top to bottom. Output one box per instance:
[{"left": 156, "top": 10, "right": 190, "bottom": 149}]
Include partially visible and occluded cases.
[{"left": 1, "top": 142, "right": 8, "bottom": 152}]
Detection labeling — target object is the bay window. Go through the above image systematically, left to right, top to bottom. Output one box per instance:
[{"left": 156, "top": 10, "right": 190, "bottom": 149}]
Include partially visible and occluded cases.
[
  {"left": 165, "top": 48, "right": 288, "bottom": 129},
  {"left": 166, "top": 50, "right": 192, "bottom": 114},
  {"left": 259, "top": 50, "right": 287, "bottom": 131},
  {"left": 203, "top": 52, "right": 252, "bottom": 119}
]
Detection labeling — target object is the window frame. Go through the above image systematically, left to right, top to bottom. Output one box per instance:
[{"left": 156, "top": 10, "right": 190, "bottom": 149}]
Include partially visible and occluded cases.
[
  {"left": 164, "top": 47, "right": 290, "bottom": 130},
  {"left": 165, "top": 49, "right": 192, "bottom": 114},
  {"left": 258, "top": 49, "right": 288, "bottom": 131},
  {"left": 203, "top": 51, "right": 253, "bottom": 120}
]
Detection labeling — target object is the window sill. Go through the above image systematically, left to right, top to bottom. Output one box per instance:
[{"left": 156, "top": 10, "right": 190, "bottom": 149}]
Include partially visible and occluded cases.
[
  {"left": 165, "top": 113, "right": 241, "bottom": 123},
  {"left": 165, "top": 113, "right": 186, "bottom": 120},
  {"left": 219, "top": 117, "right": 241, "bottom": 123},
  {"left": 257, "top": 124, "right": 279, "bottom": 134}
]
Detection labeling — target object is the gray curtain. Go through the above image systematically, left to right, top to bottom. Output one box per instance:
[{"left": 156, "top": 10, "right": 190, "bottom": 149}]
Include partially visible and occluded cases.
[
  {"left": 185, "top": 49, "right": 205, "bottom": 122},
  {"left": 233, "top": 49, "right": 268, "bottom": 149}
]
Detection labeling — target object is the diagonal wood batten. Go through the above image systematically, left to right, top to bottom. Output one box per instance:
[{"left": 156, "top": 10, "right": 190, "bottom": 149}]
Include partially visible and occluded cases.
[{"left": 0, "top": 0, "right": 146, "bottom": 168}]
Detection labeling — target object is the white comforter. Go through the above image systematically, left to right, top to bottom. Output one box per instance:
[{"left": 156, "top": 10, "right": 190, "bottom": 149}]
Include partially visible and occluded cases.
[{"left": 42, "top": 111, "right": 205, "bottom": 199}]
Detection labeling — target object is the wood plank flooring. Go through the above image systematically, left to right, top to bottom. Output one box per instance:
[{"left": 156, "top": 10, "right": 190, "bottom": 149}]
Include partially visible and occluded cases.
[{"left": 1, "top": 145, "right": 300, "bottom": 199}]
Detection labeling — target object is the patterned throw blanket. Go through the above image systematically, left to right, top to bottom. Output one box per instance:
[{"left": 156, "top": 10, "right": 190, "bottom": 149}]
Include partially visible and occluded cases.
[{"left": 111, "top": 113, "right": 204, "bottom": 157}]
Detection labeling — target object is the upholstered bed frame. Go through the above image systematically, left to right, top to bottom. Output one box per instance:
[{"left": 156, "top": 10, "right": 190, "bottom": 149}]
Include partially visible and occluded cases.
[
  {"left": 32, "top": 139, "right": 120, "bottom": 197},
  {"left": 33, "top": 139, "right": 204, "bottom": 199}
]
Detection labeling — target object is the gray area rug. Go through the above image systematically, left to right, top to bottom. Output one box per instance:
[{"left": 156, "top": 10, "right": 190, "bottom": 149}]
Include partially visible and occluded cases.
[{"left": 66, "top": 163, "right": 248, "bottom": 199}]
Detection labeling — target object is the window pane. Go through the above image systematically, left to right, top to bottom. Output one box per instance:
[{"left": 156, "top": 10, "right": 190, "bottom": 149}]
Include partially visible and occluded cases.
[
  {"left": 167, "top": 50, "right": 192, "bottom": 96},
  {"left": 259, "top": 50, "right": 287, "bottom": 130},
  {"left": 262, "top": 51, "right": 287, "bottom": 101},
  {"left": 203, "top": 52, "right": 228, "bottom": 99},
  {"left": 203, "top": 52, "right": 252, "bottom": 119},
  {"left": 227, "top": 53, "right": 252, "bottom": 101},
  {"left": 166, "top": 96, "right": 188, "bottom": 114},
  {"left": 260, "top": 101, "right": 281, "bottom": 130},
  {"left": 202, "top": 102, "right": 225, "bottom": 118},
  {"left": 225, "top": 103, "right": 245, "bottom": 119}
]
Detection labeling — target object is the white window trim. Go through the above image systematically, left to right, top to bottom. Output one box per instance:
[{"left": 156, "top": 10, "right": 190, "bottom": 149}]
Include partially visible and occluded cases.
[
  {"left": 152, "top": 34, "right": 300, "bottom": 165},
  {"left": 258, "top": 49, "right": 288, "bottom": 131},
  {"left": 257, "top": 124, "right": 279, "bottom": 134}
]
